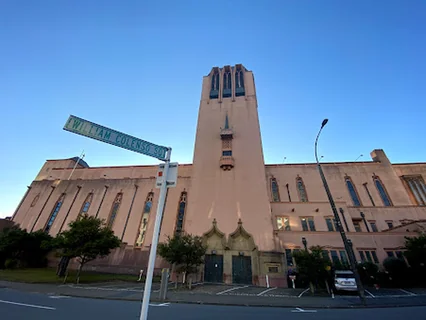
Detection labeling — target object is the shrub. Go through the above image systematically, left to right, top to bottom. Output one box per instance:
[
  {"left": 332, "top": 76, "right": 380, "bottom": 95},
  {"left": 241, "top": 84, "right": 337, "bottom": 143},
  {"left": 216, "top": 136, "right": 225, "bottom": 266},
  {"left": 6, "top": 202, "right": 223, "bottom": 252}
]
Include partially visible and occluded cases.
[{"left": 4, "top": 258, "right": 19, "bottom": 269}]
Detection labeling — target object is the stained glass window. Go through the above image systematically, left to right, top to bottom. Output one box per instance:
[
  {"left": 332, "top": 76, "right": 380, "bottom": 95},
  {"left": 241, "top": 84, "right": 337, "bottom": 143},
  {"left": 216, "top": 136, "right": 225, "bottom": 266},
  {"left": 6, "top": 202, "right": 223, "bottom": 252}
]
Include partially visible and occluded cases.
[
  {"left": 235, "top": 66, "right": 245, "bottom": 97},
  {"left": 209, "top": 69, "right": 219, "bottom": 99},
  {"left": 223, "top": 69, "right": 232, "bottom": 98},
  {"left": 373, "top": 176, "right": 392, "bottom": 206},
  {"left": 296, "top": 177, "right": 308, "bottom": 202},
  {"left": 345, "top": 177, "right": 361, "bottom": 206},
  {"left": 271, "top": 178, "right": 280, "bottom": 202},
  {"left": 135, "top": 192, "right": 154, "bottom": 246},
  {"left": 175, "top": 192, "right": 187, "bottom": 234},
  {"left": 79, "top": 193, "right": 93, "bottom": 217},
  {"left": 107, "top": 193, "right": 122, "bottom": 229},
  {"left": 44, "top": 194, "right": 65, "bottom": 232}
]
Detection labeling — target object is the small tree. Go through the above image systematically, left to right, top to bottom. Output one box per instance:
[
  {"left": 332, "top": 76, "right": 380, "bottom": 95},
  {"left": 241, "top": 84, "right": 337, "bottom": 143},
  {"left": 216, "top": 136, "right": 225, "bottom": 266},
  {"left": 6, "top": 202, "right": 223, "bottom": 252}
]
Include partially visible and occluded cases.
[
  {"left": 55, "top": 214, "right": 121, "bottom": 283},
  {"left": 0, "top": 227, "right": 53, "bottom": 268},
  {"left": 158, "top": 233, "right": 207, "bottom": 288},
  {"left": 404, "top": 234, "right": 426, "bottom": 268},
  {"left": 293, "top": 246, "right": 330, "bottom": 294},
  {"left": 383, "top": 257, "right": 407, "bottom": 287},
  {"left": 357, "top": 261, "right": 379, "bottom": 286}
]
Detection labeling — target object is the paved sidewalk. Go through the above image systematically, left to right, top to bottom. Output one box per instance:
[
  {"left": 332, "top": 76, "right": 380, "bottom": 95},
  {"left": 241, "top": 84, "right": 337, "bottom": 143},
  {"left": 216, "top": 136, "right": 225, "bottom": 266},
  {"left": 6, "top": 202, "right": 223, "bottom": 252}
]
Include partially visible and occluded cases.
[{"left": 1, "top": 281, "right": 426, "bottom": 309}]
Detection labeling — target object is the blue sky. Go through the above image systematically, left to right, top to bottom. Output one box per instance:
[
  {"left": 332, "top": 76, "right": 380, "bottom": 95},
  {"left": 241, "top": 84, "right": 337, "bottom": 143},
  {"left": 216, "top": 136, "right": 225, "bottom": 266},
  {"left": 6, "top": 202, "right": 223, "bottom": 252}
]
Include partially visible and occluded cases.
[{"left": 1, "top": 0, "right": 425, "bottom": 217}]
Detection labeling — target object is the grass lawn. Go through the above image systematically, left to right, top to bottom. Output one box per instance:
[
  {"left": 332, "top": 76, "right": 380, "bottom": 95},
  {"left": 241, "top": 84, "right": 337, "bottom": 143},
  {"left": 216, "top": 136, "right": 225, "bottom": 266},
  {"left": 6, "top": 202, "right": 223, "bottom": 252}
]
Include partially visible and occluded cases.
[{"left": 0, "top": 268, "right": 148, "bottom": 284}]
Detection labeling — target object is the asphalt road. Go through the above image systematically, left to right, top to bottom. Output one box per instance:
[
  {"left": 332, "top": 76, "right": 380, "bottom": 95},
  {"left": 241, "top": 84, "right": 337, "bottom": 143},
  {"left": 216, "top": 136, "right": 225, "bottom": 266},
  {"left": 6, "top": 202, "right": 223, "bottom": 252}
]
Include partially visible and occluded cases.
[{"left": 1, "top": 287, "right": 426, "bottom": 320}]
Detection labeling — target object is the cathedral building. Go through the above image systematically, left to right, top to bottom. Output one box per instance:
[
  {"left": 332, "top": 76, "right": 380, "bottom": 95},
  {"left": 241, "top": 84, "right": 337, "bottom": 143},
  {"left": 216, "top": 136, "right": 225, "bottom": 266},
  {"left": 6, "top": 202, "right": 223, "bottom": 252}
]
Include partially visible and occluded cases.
[{"left": 11, "top": 65, "right": 426, "bottom": 287}]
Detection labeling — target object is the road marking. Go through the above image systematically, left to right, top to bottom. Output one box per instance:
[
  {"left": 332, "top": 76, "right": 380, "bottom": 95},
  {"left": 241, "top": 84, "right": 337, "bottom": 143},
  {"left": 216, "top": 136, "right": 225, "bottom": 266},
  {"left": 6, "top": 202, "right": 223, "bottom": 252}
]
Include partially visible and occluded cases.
[
  {"left": 216, "top": 286, "right": 249, "bottom": 295},
  {"left": 257, "top": 287, "right": 277, "bottom": 296},
  {"left": 298, "top": 288, "right": 310, "bottom": 298},
  {"left": 365, "top": 289, "right": 375, "bottom": 298},
  {"left": 400, "top": 289, "right": 416, "bottom": 296},
  {"left": 49, "top": 296, "right": 70, "bottom": 299},
  {"left": 0, "top": 299, "right": 56, "bottom": 310},
  {"left": 149, "top": 303, "right": 170, "bottom": 307},
  {"left": 291, "top": 307, "right": 317, "bottom": 313}
]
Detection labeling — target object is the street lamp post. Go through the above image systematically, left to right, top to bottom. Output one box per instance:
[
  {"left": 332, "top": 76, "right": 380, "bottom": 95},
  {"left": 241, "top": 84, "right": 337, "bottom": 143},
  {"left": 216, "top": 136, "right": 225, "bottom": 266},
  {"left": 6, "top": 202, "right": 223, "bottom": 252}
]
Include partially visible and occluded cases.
[
  {"left": 315, "top": 119, "right": 366, "bottom": 304},
  {"left": 302, "top": 237, "right": 308, "bottom": 251}
]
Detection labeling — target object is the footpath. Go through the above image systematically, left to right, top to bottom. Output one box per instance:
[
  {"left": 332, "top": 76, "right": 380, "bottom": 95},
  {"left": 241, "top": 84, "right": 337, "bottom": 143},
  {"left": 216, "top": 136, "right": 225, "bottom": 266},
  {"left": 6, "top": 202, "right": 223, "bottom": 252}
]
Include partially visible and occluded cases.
[{"left": 1, "top": 281, "right": 426, "bottom": 309}]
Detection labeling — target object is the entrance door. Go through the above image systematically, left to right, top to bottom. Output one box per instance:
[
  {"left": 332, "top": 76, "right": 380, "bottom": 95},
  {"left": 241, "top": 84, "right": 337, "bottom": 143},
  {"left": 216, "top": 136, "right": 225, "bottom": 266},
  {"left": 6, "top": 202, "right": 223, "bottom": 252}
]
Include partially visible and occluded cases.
[
  {"left": 204, "top": 254, "right": 223, "bottom": 283},
  {"left": 232, "top": 255, "right": 252, "bottom": 284}
]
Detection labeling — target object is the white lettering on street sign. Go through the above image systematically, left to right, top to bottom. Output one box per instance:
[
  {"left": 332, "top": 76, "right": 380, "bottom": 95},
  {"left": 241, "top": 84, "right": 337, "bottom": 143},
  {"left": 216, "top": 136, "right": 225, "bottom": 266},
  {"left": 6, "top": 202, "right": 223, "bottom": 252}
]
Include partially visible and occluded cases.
[
  {"left": 63, "top": 115, "right": 169, "bottom": 161},
  {"left": 156, "top": 162, "right": 178, "bottom": 188}
]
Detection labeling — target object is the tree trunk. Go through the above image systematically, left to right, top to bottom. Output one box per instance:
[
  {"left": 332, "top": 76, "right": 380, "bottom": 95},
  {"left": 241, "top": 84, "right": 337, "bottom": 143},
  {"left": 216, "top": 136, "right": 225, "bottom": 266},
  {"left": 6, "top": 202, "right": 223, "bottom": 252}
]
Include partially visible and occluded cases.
[
  {"left": 76, "top": 260, "right": 85, "bottom": 284},
  {"left": 188, "top": 276, "right": 192, "bottom": 290},
  {"left": 325, "top": 279, "right": 330, "bottom": 294},
  {"left": 309, "top": 281, "right": 315, "bottom": 294}
]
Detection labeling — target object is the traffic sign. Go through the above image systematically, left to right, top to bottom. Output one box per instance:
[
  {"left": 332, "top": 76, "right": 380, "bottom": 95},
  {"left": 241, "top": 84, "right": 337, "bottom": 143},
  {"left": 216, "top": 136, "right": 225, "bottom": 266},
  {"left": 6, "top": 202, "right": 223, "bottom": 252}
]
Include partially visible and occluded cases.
[
  {"left": 63, "top": 115, "right": 169, "bottom": 161},
  {"left": 156, "top": 162, "right": 178, "bottom": 188}
]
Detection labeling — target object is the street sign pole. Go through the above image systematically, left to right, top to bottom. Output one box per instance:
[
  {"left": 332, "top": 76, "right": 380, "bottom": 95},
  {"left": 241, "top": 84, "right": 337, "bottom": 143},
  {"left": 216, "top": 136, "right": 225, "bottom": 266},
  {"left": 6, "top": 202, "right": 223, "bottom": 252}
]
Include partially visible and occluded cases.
[{"left": 139, "top": 148, "right": 171, "bottom": 320}]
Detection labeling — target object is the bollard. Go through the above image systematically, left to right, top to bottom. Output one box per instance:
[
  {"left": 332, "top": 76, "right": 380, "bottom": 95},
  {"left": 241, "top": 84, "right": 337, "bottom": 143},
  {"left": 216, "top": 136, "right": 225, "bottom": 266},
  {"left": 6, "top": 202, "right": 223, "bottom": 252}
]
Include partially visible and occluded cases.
[{"left": 159, "top": 268, "right": 169, "bottom": 301}]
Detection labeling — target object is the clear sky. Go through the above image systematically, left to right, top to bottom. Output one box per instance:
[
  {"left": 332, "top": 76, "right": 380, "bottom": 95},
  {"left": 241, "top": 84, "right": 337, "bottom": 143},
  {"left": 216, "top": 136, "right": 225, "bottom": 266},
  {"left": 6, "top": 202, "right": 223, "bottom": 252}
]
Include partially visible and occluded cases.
[{"left": 1, "top": 0, "right": 425, "bottom": 218}]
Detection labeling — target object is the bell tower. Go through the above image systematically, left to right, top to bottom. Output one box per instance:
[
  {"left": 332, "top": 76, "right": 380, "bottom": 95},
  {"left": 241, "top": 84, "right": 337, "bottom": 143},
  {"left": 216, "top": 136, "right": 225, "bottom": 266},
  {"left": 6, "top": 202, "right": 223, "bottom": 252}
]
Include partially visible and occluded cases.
[{"left": 185, "top": 64, "right": 275, "bottom": 253}]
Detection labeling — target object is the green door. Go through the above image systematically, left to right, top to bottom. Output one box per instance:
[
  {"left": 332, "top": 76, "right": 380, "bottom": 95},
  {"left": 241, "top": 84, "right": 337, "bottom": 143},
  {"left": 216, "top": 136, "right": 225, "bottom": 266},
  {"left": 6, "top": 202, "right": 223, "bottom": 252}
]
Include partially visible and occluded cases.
[
  {"left": 204, "top": 254, "right": 223, "bottom": 283},
  {"left": 232, "top": 255, "right": 252, "bottom": 284}
]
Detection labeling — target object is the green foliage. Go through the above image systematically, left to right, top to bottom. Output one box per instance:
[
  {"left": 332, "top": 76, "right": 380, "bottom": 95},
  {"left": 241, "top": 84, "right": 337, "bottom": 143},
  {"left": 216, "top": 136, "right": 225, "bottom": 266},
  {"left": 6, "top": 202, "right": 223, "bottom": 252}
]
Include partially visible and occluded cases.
[
  {"left": 54, "top": 214, "right": 121, "bottom": 282},
  {"left": 0, "top": 227, "right": 53, "bottom": 268},
  {"left": 158, "top": 233, "right": 207, "bottom": 276},
  {"left": 404, "top": 235, "right": 426, "bottom": 268},
  {"left": 293, "top": 246, "right": 331, "bottom": 293},
  {"left": 383, "top": 256, "right": 407, "bottom": 286},
  {"left": 4, "top": 259, "right": 18, "bottom": 269},
  {"left": 357, "top": 261, "right": 379, "bottom": 285}
]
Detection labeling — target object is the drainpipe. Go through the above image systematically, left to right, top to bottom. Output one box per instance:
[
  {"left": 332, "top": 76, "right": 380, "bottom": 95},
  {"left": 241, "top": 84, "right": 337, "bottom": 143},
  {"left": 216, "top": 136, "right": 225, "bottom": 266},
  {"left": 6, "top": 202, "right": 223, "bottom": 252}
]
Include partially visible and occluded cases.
[
  {"left": 121, "top": 184, "right": 139, "bottom": 241},
  {"left": 31, "top": 185, "right": 56, "bottom": 232},
  {"left": 58, "top": 185, "right": 82, "bottom": 233},
  {"left": 95, "top": 185, "right": 109, "bottom": 218},
  {"left": 339, "top": 208, "right": 350, "bottom": 232},
  {"left": 360, "top": 212, "right": 370, "bottom": 232}
]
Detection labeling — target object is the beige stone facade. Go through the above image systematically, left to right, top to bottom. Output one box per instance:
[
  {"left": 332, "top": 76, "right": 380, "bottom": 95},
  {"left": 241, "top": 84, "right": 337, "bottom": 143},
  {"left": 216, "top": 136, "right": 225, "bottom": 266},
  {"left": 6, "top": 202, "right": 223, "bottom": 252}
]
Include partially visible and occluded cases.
[{"left": 11, "top": 65, "right": 426, "bottom": 287}]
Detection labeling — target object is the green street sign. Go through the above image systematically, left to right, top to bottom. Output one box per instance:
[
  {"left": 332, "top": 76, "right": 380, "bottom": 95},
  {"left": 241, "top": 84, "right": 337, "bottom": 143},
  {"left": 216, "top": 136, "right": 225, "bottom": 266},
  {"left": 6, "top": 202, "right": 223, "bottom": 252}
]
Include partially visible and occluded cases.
[{"left": 64, "top": 115, "right": 169, "bottom": 161}]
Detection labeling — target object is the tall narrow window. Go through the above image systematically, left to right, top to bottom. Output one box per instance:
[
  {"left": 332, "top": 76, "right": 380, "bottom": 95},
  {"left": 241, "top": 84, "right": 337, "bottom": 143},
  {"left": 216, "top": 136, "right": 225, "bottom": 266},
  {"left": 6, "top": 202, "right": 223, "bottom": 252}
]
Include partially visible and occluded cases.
[
  {"left": 235, "top": 65, "right": 245, "bottom": 97},
  {"left": 222, "top": 67, "right": 232, "bottom": 98},
  {"left": 210, "top": 68, "right": 219, "bottom": 99},
  {"left": 373, "top": 175, "right": 392, "bottom": 206},
  {"left": 403, "top": 175, "right": 426, "bottom": 206},
  {"left": 296, "top": 176, "right": 308, "bottom": 202},
  {"left": 345, "top": 176, "right": 361, "bottom": 206},
  {"left": 271, "top": 178, "right": 280, "bottom": 202},
  {"left": 175, "top": 191, "right": 187, "bottom": 234},
  {"left": 135, "top": 192, "right": 154, "bottom": 246},
  {"left": 44, "top": 193, "right": 65, "bottom": 233},
  {"left": 79, "top": 193, "right": 93, "bottom": 217},
  {"left": 107, "top": 193, "right": 122, "bottom": 229},
  {"left": 300, "top": 217, "right": 315, "bottom": 231},
  {"left": 325, "top": 217, "right": 337, "bottom": 231},
  {"left": 353, "top": 220, "right": 362, "bottom": 232},
  {"left": 386, "top": 220, "right": 394, "bottom": 229},
  {"left": 369, "top": 221, "right": 378, "bottom": 232},
  {"left": 285, "top": 249, "right": 293, "bottom": 266},
  {"left": 330, "top": 250, "right": 340, "bottom": 265}
]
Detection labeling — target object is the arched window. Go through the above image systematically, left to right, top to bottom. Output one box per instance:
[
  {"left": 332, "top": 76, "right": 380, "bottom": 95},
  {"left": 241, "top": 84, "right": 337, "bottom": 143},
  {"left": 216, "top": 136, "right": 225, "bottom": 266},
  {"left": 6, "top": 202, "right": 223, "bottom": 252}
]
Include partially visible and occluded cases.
[
  {"left": 235, "top": 65, "right": 245, "bottom": 97},
  {"left": 209, "top": 68, "right": 219, "bottom": 99},
  {"left": 222, "top": 68, "right": 232, "bottom": 98},
  {"left": 296, "top": 176, "right": 308, "bottom": 202},
  {"left": 345, "top": 176, "right": 361, "bottom": 206},
  {"left": 373, "top": 176, "right": 392, "bottom": 206},
  {"left": 271, "top": 178, "right": 280, "bottom": 202},
  {"left": 175, "top": 191, "right": 187, "bottom": 235},
  {"left": 135, "top": 192, "right": 154, "bottom": 246},
  {"left": 44, "top": 193, "right": 65, "bottom": 232},
  {"left": 79, "top": 193, "right": 93, "bottom": 217},
  {"left": 107, "top": 193, "right": 123, "bottom": 228}
]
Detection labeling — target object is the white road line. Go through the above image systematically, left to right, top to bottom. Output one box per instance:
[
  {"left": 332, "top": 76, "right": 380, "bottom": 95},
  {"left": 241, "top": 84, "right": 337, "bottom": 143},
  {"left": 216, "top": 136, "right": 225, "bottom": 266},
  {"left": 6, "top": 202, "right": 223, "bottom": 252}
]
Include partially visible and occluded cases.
[
  {"left": 216, "top": 286, "right": 249, "bottom": 295},
  {"left": 257, "top": 287, "right": 277, "bottom": 296},
  {"left": 298, "top": 288, "right": 310, "bottom": 298},
  {"left": 365, "top": 289, "right": 375, "bottom": 298},
  {"left": 400, "top": 289, "right": 416, "bottom": 296},
  {"left": 0, "top": 299, "right": 56, "bottom": 310},
  {"left": 149, "top": 303, "right": 170, "bottom": 307},
  {"left": 291, "top": 307, "right": 317, "bottom": 313}
]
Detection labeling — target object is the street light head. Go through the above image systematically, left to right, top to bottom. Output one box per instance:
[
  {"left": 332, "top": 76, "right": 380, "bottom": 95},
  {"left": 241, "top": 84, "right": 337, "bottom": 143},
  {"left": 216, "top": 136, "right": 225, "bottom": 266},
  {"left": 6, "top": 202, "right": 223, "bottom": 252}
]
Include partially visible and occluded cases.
[{"left": 321, "top": 119, "right": 329, "bottom": 128}]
